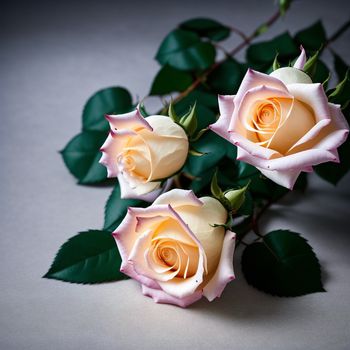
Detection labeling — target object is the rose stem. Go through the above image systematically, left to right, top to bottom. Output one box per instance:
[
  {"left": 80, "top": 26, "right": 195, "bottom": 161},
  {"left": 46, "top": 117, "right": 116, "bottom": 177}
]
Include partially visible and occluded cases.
[{"left": 171, "top": 8, "right": 283, "bottom": 105}]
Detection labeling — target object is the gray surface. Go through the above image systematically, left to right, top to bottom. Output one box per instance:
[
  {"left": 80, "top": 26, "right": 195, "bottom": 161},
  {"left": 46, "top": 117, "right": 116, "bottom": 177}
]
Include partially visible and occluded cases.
[{"left": 1, "top": 0, "right": 350, "bottom": 349}]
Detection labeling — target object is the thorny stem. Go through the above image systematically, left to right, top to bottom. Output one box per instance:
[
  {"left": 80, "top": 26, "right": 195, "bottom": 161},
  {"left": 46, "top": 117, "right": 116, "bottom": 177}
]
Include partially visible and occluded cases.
[
  {"left": 171, "top": 9, "right": 282, "bottom": 105},
  {"left": 236, "top": 191, "right": 288, "bottom": 247}
]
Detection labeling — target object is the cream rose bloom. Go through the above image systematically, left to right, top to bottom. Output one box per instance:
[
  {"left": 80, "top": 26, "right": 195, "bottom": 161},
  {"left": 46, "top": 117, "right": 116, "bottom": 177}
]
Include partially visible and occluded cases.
[
  {"left": 210, "top": 48, "right": 349, "bottom": 189},
  {"left": 100, "top": 109, "right": 189, "bottom": 201},
  {"left": 113, "top": 189, "right": 236, "bottom": 307}
]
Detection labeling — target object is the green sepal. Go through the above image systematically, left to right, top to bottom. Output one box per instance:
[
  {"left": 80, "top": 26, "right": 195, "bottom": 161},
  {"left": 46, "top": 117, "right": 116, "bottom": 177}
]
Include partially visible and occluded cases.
[
  {"left": 303, "top": 49, "right": 320, "bottom": 77},
  {"left": 272, "top": 53, "right": 281, "bottom": 71},
  {"left": 328, "top": 70, "right": 350, "bottom": 105},
  {"left": 168, "top": 101, "right": 179, "bottom": 122},
  {"left": 179, "top": 102, "right": 198, "bottom": 136},
  {"left": 210, "top": 170, "right": 231, "bottom": 209},
  {"left": 224, "top": 180, "right": 250, "bottom": 212}
]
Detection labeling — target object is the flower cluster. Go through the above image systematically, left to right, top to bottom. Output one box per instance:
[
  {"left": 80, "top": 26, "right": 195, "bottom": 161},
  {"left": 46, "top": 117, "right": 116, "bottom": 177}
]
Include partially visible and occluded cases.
[{"left": 95, "top": 48, "right": 348, "bottom": 307}]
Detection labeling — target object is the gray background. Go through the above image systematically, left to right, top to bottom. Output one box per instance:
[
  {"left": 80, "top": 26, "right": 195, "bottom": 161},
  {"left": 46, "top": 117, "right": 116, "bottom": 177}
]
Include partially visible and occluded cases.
[{"left": 1, "top": 0, "right": 350, "bottom": 349}]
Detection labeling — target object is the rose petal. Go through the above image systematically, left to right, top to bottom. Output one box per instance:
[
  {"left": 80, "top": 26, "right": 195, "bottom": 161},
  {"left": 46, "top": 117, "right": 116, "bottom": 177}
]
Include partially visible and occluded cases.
[
  {"left": 293, "top": 45, "right": 307, "bottom": 70},
  {"left": 234, "top": 69, "right": 289, "bottom": 110},
  {"left": 287, "top": 83, "right": 330, "bottom": 122},
  {"left": 230, "top": 85, "right": 292, "bottom": 137},
  {"left": 209, "top": 95, "right": 235, "bottom": 141},
  {"left": 106, "top": 108, "right": 152, "bottom": 132},
  {"left": 137, "top": 118, "right": 189, "bottom": 181},
  {"left": 286, "top": 119, "right": 331, "bottom": 155},
  {"left": 99, "top": 130, "right": 136, "bottom": 178},
  {"left": 232, "top": 132, "right": 281, "bottom": 160},
  {"left": 237, "top": 146, "right": 337, "bottom": 172},
  {"left": 257, "top": 166, "right": 301, "bottom": 190},
  {"left": 118, "top": 175, "right": 172, "bottom": 202},
  {"left": 153, "top": 189, "right": 203, "bottom": 208},
  {"left": 175, "top": 197, "right": 227, "bottom": 277},
  {"left": 203, "top": 231, "right": 236, "bottom": 301},
  {"left": 141, "top": 284, "right": 202, "bottom": 308}
]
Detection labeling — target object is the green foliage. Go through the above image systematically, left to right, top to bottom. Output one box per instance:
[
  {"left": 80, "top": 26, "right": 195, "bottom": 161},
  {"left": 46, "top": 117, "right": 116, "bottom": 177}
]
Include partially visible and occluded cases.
[
  {"left": 179, "top": 17, "right": 230, "bottom": 42},
  {"left": 294, "top": 21, "right": 326, "bottom": 52},
  {"left": 155, "top": 29, "right": 216, "bottom": 71},
  {"left": 246, "top": 32, "right": 299, "bottom": 70},
  {"left": 332, "top": 50, "right": 349, "bottom": 81},
  {"left": 207, "top": 59, "right": 245, "bottom": 94},
  {"left": 150, "top": 65, "right": 193, "bottom": 95},
  {"left": 328, "top": 70, "right": 350, "bottom": 106},
  {"left": 83, "top": 87, "right": 133, "bottom": 132},
  {"left": 60, "top": 131, "right": 107, "bottom": 184},
  {"left": 184, "top": 131, "right": 234, "bottom": 177},
  {"left": 104, "top": 182, "right": 146, "bottom": 232},
  {"left": 43, "top": 230, "right": 126, "bottom": 283},
  {"left": 241, "top": 230, "right": 325, "bottom": 296}
]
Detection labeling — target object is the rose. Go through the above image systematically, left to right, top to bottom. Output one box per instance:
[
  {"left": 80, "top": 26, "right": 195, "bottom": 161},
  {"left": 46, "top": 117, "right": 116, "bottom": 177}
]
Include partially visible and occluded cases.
[
  {"left": 210, "top": 48, "right": 349, "bottom": 189},
  {"left": 100, "top": 108, "right": 189, "bottom": 201},
  {"left": 113, "top": 189, "right": 236, "bottom": 307}
]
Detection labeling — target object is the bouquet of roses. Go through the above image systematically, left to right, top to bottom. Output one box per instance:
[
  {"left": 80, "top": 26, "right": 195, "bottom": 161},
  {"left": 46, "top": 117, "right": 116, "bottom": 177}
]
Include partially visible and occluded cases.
[{"left": 44, "top": 0, "right": 350, "bottom": 307}]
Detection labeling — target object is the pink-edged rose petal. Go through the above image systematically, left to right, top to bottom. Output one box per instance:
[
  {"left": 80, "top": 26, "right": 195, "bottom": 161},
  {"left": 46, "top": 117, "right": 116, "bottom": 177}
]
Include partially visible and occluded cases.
[{"left": 203, "top": 231, "right": 236, "bottom": 301}]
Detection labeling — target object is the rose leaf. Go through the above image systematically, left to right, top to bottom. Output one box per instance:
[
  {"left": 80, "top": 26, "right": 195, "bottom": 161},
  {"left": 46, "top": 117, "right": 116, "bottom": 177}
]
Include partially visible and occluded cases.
[
  {"left": 179, "top": 17, "right": 230, "bottom": 42},
  {"left": 155, "top": 29, "right": 216, "bottom": 71},
  {"left": 150, "top": 64, "right": 193, "bottom": 95},
  {"left": 82, "top": 87, "right": 133, "bottom": 132},
  {"left": 60, "top": 130, "right": 107, "bottom": 184},
  {"left": 104, "top": 182, "right": 146, "bottom": 232},
  {"left": 43, "top": 230, "right": 127, "bottom": 284},
  {"left": 241, "top": 230, "right": 325, "bottom": 296}
]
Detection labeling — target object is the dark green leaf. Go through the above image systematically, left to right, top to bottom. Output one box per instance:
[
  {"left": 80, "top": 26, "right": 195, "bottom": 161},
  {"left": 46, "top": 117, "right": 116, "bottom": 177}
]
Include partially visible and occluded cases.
[
  {"left": 179, "top": 17, "right": 230, "bottom": 42},
  {"left": 294, "top": 21, "right": 327, "bottom": 52},
  {"left": 155, "top": 29, "right": 216, "bottom": 71},
  {"left": 246, "top": 32, "right": 299, "bottom": 67},
  {"left": 332, "top": 50, "right": 349, "bottom": 81},
  {"left": 207, "top": 59, "right": 245, "bottom": 94},
  {"left": 150, "top": 64, "right": 193, "bottom": 95},
  {"left": 82, "top": 87, "right": 133, "bottom": 132},
  {"left": 60, "top": 131, "right": 107, "bottom": 184},
  {"left": 184, "top": 131, "right": 231, "bottom": 176},
  {"left": 315, "top": 138, "right": 350, "bottom": 185},
  {"left": 189, "top": 167, "right": 215, "bottom": 193},
  {"left": 104, "top": 182, "right": 146, "bottom": 232},
  {"left": 43, "top": 230, "right": 125, "bottom": 284},
  {"left": 242, "top": 230, "right": 324, "bottom": 296}
]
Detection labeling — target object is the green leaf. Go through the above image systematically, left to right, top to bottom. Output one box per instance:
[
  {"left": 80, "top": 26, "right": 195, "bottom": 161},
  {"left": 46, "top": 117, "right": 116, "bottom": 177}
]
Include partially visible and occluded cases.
[
  {"left": 179, "top": 17, "right": 230, "bottom": 42},
  {"left": 294, "top": 21, "right": 327, "bottom": 52},
  {"left": 155, "top": 29, "right": 216, "bottom": 71},
  {"left": 246, "top": 32, "right": 299, "bottom": 67},
  {"left": 332, "top": 50, "right": 349, "bottom": 81},
  {"left": 207, "top": 59, "right": 245, "bottom": 94},
  {"left": 150, "top": 65, "right": 193, "bottom": 95},
  {"left": 328, "top": 70, "right": 350, "bottom": 106},
  {"left": 82, "top": 87, "right": 133, "bottom": 132},
  {"left": 60, "top": 131, "right": 107, "bottom": 184},
  {"left": 184, "top": 131, "right": 230, "bottom": 176},
  {"left": 315, "top": 138, "right": 350, "bottom": 185},
  {"left": 189, "top": 167, "right": 215, "bottom": 193},
  {"left": 104, "top": 182, "right": 146, "bottom": 232},
  {"left": 43, "top": 230, "right": 125, "bottom": 284},
  {"left": 241, "top": 230, "right": 325, "bottom": 296}
]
